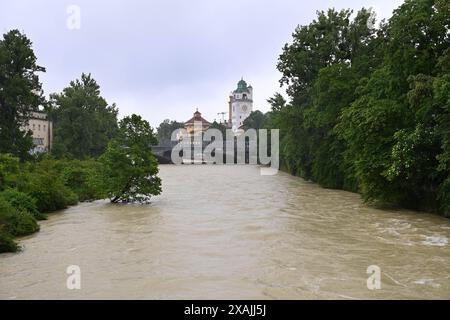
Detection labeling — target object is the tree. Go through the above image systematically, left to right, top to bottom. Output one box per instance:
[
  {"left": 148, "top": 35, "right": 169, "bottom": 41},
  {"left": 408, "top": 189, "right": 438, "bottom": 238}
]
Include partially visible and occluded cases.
[
  {"left": 271, "top": 0, "right": 449, "bottom": 215},
  {"left": 337, "top": 0, "right": 450, "bottom": 212},
  {"left": 275, "top": 7, "right": 381, "bottom": 182},
  {"left": 277, "top": 8, "right": 379, "bottom": 105},
  {"left": 0, "top": 30, "right": 46, "bottom": 160},
  {"left": 307, "top": 64, "right": 359, "bottom": 190},
  {"left": 48, "top": 73, "right": 119, "bottom": 159},
  {"left": 267, "top": 93, "right": 286, "bottom": 112},
  {"left": 242, "top": 110, "right": 267, "bottom": 130},
  {"left": 99, "top": 114, "right": 161, "bottom": 203},
  {"left": 156, "top": 119, "right": 185, "bottom": 143},
  {"left": 209, "top": 121, "right": 227, "bottom": 136},
  {"left": 0, "top": 154, "right": 20, "bottom": 191},
  {"left": 17, "top": 156, "right": 78, "bottom": 212}
]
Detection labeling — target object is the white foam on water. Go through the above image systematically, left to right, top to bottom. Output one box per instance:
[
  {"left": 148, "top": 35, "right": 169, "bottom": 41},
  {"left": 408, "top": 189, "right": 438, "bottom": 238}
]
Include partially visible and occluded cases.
[
  {"left": 421, "top": 236, "right": 448, "bottom": 247},
  {"left": 286, "top": 267, "right": 297, "bottom": 271},
  {"left": 413, "top": 279, "right": 441, "bottom": 288}
]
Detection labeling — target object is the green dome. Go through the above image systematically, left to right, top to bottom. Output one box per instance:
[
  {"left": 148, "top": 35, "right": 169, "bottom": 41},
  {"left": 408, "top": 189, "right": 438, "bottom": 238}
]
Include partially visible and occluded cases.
[{"left": 235, "top": 78, "right": 249, "bottom": 93}]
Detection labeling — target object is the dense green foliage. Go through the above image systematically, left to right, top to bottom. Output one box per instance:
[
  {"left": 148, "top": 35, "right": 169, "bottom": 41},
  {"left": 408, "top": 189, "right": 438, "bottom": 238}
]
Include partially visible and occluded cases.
[
  {"left": 270, "top": 0, "right": 450, "bottom": 216},
  {"left": 0, "top": 30, "right": 46, "bottom": 160},
  {"left": 48, "top": 73, "right": 119, "bottom": 159},
  {"left": 242, "top": 110, "right": 267, "bottom": 130},
  {"left": 100, "top": 115, "right": 162, "bottom": 203},
  {"left": 157, "top": 119, "right": 185, "bottom": 143},
  {"left": 0, "top": 154, "right": 20, "bottom": 190},
  {"left": 0, "top": 155, "right": 107, "bottom": 252},
  {"left": 16, "top": 157, "right": 78, "bottom": 212},
  {"left": 58, "top": 159, "right": 106, "bottom": 202},
  {"left": 0, "top": 189, "right": 46, "bottom": 220},
  {"left": 0, "top": 196, "right": 39, "bottom": 252},
  {"left": 0, "top": 198, "right": 39, "bottom": 237},
  {"left": 0, "top": 230, "right": 17, "bottom": 252}
]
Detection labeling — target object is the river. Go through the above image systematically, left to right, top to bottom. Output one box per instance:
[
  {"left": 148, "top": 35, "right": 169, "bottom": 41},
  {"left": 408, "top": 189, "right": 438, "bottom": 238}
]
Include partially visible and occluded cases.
[{"left": 0, "top": 165, "right": 449, "bottom": 299}]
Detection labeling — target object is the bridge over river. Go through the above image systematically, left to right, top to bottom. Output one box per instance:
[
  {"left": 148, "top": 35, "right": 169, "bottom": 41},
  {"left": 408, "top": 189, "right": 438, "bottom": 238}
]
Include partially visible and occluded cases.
[
  {"left": 151, "top": 140, "right": 252, "bottom": 164},
  {"left": 151, "top": 142, "right": 178, "bottom": 164}
]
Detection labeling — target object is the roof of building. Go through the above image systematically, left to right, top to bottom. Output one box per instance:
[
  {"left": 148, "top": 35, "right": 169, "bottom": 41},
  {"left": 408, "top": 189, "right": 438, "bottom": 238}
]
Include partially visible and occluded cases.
[
  {"left": 234, "top": 78, "right": 251, "bottom": 93},
  {"left": 185, "top": 109, "right": 211, "bottom": 125},
  {"left": 29, "top": 111, "right": 49, "bottom": 121}
]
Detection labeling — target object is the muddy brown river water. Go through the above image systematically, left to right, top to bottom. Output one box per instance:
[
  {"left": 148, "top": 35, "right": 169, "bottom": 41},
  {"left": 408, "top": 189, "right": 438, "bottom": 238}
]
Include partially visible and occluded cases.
[{"left": 0, "top": 165, "right": 449, "bottom": 299}]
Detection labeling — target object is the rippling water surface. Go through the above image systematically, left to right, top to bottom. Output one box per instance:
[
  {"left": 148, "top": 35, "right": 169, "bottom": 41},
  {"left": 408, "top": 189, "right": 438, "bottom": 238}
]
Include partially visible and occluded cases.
[{"left": 1, "top": 165, "right": 449, "bottom": 299}]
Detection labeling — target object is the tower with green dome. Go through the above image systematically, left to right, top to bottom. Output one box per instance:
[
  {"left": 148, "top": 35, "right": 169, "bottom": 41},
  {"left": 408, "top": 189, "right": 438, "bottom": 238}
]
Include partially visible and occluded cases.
[{"left": 228, "top": 78, "right": 253, "bottom": 133}]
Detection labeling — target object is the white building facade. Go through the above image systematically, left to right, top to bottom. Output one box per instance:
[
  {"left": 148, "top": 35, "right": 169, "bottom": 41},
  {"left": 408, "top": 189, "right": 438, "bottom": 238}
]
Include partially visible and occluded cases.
[
  {"left": 228, "top": 78, "right": 253, "bottom": 133},
  {"left": 23, "top": 111, "right": 53, "bottom": 154}
]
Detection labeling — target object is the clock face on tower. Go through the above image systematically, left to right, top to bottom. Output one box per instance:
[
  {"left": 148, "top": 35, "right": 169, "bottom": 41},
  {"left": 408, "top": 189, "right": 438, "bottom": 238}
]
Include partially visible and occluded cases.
[{"left": 242, "top": 105, "right": 248, "bottom": 112}]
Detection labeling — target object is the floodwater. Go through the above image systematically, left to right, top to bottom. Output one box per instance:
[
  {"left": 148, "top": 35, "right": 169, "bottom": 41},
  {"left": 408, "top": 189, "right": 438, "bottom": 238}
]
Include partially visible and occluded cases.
[{"left": 0, "top": 165, "right": 449, "bottom": 299}]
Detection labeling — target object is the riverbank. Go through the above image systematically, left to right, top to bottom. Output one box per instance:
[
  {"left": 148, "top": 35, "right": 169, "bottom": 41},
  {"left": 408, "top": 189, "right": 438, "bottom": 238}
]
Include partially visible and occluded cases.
[{"left": 276, "top": 161, "right": 449, "bottom": 218}]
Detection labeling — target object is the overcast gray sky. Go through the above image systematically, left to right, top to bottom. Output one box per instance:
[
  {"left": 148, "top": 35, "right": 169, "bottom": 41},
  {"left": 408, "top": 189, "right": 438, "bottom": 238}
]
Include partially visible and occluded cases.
[{"left": 1, "top": 0, "right": 403, "bottom": 127}]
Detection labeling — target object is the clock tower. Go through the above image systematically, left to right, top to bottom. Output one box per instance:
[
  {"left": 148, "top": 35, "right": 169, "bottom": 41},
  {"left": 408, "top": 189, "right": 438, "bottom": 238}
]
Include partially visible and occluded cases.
[{"left": 228, "top": 78, "right": 253, "bottom": 133}]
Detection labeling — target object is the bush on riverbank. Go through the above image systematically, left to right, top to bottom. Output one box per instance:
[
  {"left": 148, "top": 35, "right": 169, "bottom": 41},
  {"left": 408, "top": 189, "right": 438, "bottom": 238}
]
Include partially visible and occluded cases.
[
  {"left": 0, "top": 154, "right": 20, "bottom": 191},
  {"left": 0, "top": 155, "right": 108, "bottom": 253},
  {"left": 17, "top": 157, "right": 79, "bottom": 212},
  {"left": 57, "top": 159, "right": 106, "bottom": 202},
  {"left": 0, "top": 189, "right": 46, "bottom": 220},
  {"left": 0, "top": 191, "right": 39, "bottom": 252},
  {"left": 0, "top": 197, "right": 39, "bottom": 249},
  {"left": 0, "top": 231, "right": 18, "bottom": 253}
]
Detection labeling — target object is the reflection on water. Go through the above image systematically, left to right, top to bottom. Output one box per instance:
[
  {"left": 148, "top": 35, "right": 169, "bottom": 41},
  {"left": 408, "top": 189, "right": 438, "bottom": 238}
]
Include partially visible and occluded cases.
[{"left": 0, "top": 165, "right": 449, "bottom": 299}]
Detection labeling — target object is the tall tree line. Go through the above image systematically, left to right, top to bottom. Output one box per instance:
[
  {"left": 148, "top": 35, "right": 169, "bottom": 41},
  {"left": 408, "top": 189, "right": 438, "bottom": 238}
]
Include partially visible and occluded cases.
[{"left": 267, "top": 0, "right": 450, "bottom": 216}]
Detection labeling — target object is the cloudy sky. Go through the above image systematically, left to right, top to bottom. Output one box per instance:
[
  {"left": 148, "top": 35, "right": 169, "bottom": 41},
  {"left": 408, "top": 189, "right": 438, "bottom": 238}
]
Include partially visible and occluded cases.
[{"left": 1, "top": 0, "right": 403, "bottom": 127}]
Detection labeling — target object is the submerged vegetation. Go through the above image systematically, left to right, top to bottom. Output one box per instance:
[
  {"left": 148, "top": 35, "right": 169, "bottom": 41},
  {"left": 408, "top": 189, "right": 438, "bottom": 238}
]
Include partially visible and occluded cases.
[{"left": 100, "top": 115, "right": 161, "bottom": 203}]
